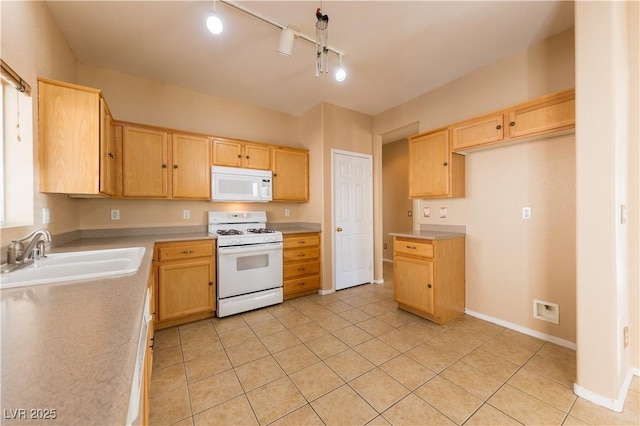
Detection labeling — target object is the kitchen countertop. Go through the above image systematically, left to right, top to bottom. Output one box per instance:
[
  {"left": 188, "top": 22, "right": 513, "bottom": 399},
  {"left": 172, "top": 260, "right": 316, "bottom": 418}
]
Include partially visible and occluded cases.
[
  {"left": 389, "top": 230, "right": 466, "bottom": 240},
  {"left": 0, "top": 232, "right": 214, "bottom": 425}
]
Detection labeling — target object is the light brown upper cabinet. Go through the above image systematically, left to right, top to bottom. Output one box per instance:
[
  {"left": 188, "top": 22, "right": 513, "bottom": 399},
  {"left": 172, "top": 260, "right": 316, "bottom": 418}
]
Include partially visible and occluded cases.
[
  {"left": 38, "top": 78, "right": 116, "bottom": 196},
  {"left": 451, "top": 88, "right": 575, "bottom": 152},
  {"left": 122, "top": 126, "right": 169, "bottom": 198},
  {"left": 122, "top": 127, "right": 211, "bottom": 199},
  {"left": 408, "top": 129, "right": 465, "bottom": 199},
  {"left": 172, "top": 133, "right": 211, "bottom": 199},
  {"left": 212, "top": 138, "right": 271, "bottom": 170},
  {"left": 272, "top": 147, "right": 310, "bottom": 202}
]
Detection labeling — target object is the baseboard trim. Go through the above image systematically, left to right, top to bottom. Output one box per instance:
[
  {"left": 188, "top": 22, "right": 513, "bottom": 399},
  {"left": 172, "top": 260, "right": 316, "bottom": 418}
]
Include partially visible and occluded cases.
[
  {"left": 372, "top": 279, "right": 384, "bottom": 285},
  {"left": 318, "top": 289, "right": 335, "bottom": 296},
  {"left": 464, "top": 309, "right": 576, "bottom": 350},
  {"left": 574, "top": 368, "right": 640, "bottom": 412}
]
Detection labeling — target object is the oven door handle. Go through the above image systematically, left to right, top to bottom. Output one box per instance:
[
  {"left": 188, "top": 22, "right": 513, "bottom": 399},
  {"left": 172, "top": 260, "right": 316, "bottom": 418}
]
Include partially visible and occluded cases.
[{"left": 217, "top": 242, "right": 283, "bottom": 255}]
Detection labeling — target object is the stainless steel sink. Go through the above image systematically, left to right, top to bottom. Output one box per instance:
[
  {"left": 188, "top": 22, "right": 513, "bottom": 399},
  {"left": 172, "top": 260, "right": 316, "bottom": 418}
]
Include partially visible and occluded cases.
[{"left": 0, "top": 247, "right": 145, "bottom": 289}]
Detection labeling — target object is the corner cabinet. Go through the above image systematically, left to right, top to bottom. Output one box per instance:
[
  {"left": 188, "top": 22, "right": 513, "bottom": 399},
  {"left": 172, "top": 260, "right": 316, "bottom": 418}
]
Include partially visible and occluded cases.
[
  {"left": 38, "top": 78, "right": 116, "bottom": 196},
  {"left": 451, "top": 88, "right": 575, "bottom": 152},
  {"left": 122, "top": 126, "right": 210, "bottom": 199},
  {"left": 408, "top": 129, "right": 465, "bottom": 199},
  {"left": 212, "top": 138, "right": 271, "bottom": 170},
  {"left": 272, "top": 147, "right": 310, "bottom": 202},
  {"left": 283, "top": 233, "right": 321, "bottom": 299},
  {"left": 393, "top": 236, "right": 465, "bottom": 324},
  {"left": 154, "top": 240, "right": 216, "bottom": 329}
]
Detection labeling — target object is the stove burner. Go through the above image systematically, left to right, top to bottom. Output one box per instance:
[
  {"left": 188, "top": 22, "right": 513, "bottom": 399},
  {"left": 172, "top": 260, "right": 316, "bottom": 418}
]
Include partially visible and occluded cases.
[
  {"left": 246, "top": 228, "right": 275, "bottom": 234},
  {"left": 217, "top": 229, "right": 244, "bottom": 236}
]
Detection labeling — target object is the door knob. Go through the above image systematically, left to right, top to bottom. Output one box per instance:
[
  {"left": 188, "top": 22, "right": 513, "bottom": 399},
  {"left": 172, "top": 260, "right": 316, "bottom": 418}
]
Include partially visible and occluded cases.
[{"left": 336, "top": 227, "right": 343, "bottom": 232}]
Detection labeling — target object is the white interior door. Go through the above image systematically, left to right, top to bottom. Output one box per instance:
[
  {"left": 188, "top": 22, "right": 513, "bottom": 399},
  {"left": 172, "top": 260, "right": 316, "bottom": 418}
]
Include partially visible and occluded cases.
[{"left": 333, "top": 150, "right": 373, "bottom": 290}]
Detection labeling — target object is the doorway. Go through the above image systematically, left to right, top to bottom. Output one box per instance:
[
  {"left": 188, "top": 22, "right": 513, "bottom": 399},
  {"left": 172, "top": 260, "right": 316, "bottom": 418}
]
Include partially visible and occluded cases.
[{"left": 332, "top": 149, "right": 373, "bottom": 290}]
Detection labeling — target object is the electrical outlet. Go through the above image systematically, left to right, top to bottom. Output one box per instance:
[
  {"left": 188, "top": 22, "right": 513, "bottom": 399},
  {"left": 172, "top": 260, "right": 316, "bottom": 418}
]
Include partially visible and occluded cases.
[
  {"left": 423, "top": 207, "right": 431, "bottom": 217},
  {"left": 439, "top": 207, "right": 447, "bottom": 219},
  {"left": 522, "top": 207, "right": 532, "bottom": 219},
  {"left": 42, "top": 208, "right": 50, "bottom": 224},
  {"left": 285, "top": 208, "right": 290, "bottom": 217},
  {"left": 110, "top": 209, "right": 120, "bottom": 220},
  {"left": 183, "top": 209, "right": 190, "bottom": 219},
  {"left": 408, "top": 210, "right": 412, "bottom": 217},
  {"left": 383, "top": 243, "right": 388, "bottom": 249},
  {"left": 624, "top": 326, "right": 629, "bottom": 348}
]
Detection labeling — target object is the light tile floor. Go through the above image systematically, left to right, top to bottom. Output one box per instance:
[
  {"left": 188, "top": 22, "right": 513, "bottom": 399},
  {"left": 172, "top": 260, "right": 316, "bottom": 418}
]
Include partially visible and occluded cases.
[{"left": 150, "top": 263, "right": 640, "bottom": 425}]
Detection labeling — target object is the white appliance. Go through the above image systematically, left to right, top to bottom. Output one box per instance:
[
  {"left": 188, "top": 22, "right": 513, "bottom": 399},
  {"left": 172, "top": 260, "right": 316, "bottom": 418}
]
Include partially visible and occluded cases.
[
  {"left": 211, "top": 166, "right": 273, "bottom": 202},
  {"left": 209, "top": 211, "right": 283, "bottom": 317}
]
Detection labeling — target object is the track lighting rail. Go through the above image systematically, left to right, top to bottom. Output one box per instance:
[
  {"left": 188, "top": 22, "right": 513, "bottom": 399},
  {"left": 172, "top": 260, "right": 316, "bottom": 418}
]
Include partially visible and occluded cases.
[{"left": 219, "top": 0, "right": 345, "bottom": 58}]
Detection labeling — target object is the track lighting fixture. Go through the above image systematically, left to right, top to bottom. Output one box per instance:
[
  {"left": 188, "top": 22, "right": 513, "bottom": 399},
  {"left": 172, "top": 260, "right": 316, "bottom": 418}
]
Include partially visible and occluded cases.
[
  {"left": 206, "top": 0, "right": 223, "bottom": 35},
  {"left": 209, "top": 1, "right": 346, "bottom": 80},
  {"left": 277, "top": 27, "right": 296, "bottom": 57},
  {"left": 335, "top": 55, "right": 347, "bottom": 82}
]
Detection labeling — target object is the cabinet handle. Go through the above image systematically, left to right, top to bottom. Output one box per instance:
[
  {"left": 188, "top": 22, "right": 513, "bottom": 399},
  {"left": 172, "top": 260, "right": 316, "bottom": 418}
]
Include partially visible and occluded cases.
[
  {"left": 510, "top": 121, "right": 516, "bottom": 126},
  {"left": 496, "top": 124, "right": 502, "bottom": 130},
  {"left": 108, "top": 152, "right": 114, "bottom": 158},
  {"left": 237, "top": 154, "right": 242, "bottom": 158},
  {"left": 246, "top": 155, "right": 250, "bottom": 159},
  {"left": 443, "top": 162, "right": 448, "bottom": 167},
  {"left": 162, "top": 164, "right": 167, "bottom": 168},
  {"left": 173, "top": 164, "right": 178, "bottom": 169},
  {"left": 273, "top": 173, "right": 277, "bottom": 177},
  {"left": 336, "top": 227, "right": 343, "bottom": 232},
  {"left": 298, "top": 240, "right": 306, "bottom": 244},
  {"left": 406, "top": 245, "right": 417, "bottom": 250},
  {"left": 181, "top": 250, "right": 194, "bottom": 254},
  {"left": 297, "top": 253, "right": 306, "bottom": 257},
  {"left": 298, "top": 267, "right": 306, "bottom": 272},
  {"left": 209, "top": 281, "right": 214, "bottom": 286},
  {"left": 298, "top": 282, "right": 306, "bottom": 286},
  {"left": 427, "top": 283, "right": 432, "bottom": 288}
]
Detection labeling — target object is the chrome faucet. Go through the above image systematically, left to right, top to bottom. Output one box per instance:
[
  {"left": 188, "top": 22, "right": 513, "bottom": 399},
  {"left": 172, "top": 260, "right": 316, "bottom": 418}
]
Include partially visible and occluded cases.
[{"left": 7, "top": 229, "right": 52, "bottom": 264}]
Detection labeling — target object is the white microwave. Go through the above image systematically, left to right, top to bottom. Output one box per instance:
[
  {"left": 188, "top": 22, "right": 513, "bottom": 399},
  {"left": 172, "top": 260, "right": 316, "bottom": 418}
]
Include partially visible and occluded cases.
[{"left": 211, "top": 166, "right": 273, "bottom": 202}]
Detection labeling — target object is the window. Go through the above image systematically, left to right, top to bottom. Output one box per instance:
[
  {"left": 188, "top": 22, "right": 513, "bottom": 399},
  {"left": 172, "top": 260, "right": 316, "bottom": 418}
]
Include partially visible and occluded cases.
[{"left": 1, "top": 62, "right": 34, "bottom": 228}]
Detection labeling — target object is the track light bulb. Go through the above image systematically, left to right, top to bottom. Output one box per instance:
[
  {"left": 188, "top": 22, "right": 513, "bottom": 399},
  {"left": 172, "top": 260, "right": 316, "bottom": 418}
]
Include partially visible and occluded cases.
[
  {"left": 207, "top": 13, "right": 223, "bottom": 35},
  {"left": 277, "top": 27, "right": 295, "bottom": 56},
  {"left": 335, "top": 56, "right": 347, "bottom": 81}
]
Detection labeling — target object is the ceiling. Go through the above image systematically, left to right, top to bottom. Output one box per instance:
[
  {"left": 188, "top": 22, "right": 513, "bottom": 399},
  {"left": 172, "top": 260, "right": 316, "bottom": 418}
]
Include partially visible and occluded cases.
[{"left": 45, "top": 1, "right": 574, "bottom": 117}]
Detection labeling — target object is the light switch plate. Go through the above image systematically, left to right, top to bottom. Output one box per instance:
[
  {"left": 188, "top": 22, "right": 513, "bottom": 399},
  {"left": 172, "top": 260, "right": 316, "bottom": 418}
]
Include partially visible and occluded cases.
[
  {"left": 110, "top": 209, "right": 120, "bottom": 220},
  {"left": 183, "top": 209, "right": 190, "bottom": 219}
]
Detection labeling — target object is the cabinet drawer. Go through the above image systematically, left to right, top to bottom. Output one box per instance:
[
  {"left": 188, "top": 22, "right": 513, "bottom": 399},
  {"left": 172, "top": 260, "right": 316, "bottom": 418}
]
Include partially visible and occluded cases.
[
  {"left": 283, "top": 234, "right": 320, "bottom": 249},
  {"left": 394, "top": 239, "right": 433, "bottom": 258},
  {"left": 158, "top": 243, "right": 215, "bottom": 262},
  {"left": 283, "top": 247, "right": 320, "bottom": 262},
  {"left": 284, "top": 261, "right": 320, "bottom": 280},
  {"left": 284, "top": 275, "right": 320, "bottom": 294}
]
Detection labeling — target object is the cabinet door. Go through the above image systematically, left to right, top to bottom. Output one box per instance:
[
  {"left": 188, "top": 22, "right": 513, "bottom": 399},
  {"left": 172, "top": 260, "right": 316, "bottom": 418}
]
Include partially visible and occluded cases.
[
  {"left": 38, "top": 79, "right": 100, "bottom": 194},
  {"left": 508, "top": 90, "right": 575, "bottom": 138},
  {"left": 99, "top": 99, "right": 116, "bottom": 196},
  {"left": 450, "top": 113, "right": 504, "bottom": 151},
  {"left": 122, "top": 126, "right": 168, "bottom": 197},
  {"left": 409, "top": 130, "right": 450, "bottom": 198},
  {"left": 172, "top": 133, "right": 211, "bottom": 198},
  {"left": 212, "top": 139, "right": 243, "bottom": 167},
  {"left": 244, "top": 143, "right": 271, "bottom": 170},
  {"left": 272, "top": 148, "right": 309, "bottom": 201},
  {"left": 394, "top": 257, "right": 435, "bottom": 315},
  {"left": 157, "top": 258, "right": 215, "bottom": 321}
]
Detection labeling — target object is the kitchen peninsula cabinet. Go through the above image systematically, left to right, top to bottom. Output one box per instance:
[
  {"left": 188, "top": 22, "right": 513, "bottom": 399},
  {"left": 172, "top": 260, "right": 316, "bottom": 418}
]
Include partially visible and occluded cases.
[
  {"left": 38, "top": 78, "right": 116, "bottom": 196},
  {"left": 451, "top": 88, "right": 575, "bottom": 152},
  {"left": 122, "top": 127, "right": 210, "bottom": 199},
  {"left": 408, "top": 129, "right": 465, "bottom": 199},
  {"left": 212, "top": 138, "right": 271, "bottom": 170},
  {"left": 272, "top": 147, "right": 310, "bottom": 202},
  {"left": 283, "top": 233, "right": 321, "bottom": 299},
  {"left": 393, "top": 236, "right": 465, "bottom": 324},
  {"left": 154, "top": 240, "right": 216, "bottom": 329}
]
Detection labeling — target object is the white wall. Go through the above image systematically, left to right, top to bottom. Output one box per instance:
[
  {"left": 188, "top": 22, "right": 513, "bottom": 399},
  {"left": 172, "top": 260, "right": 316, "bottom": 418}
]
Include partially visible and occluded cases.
[{"left": 574, "top": 0, "right": 639, "bottom": 410}]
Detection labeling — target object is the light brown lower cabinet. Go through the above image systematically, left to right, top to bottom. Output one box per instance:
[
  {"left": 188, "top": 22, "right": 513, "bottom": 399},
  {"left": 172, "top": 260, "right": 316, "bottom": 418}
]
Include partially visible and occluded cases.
[
  {"left": 283, "top": 233, "right": 321, "bottom": 300},
  {"left": 393, "top": 236, "right": 465, "bottom": 324},
  {"left": 154, "top": 240, "right": 216, "bottom": 330},
  {"left": 142, "top": 272, "right": 154, "bottom": 426}
]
